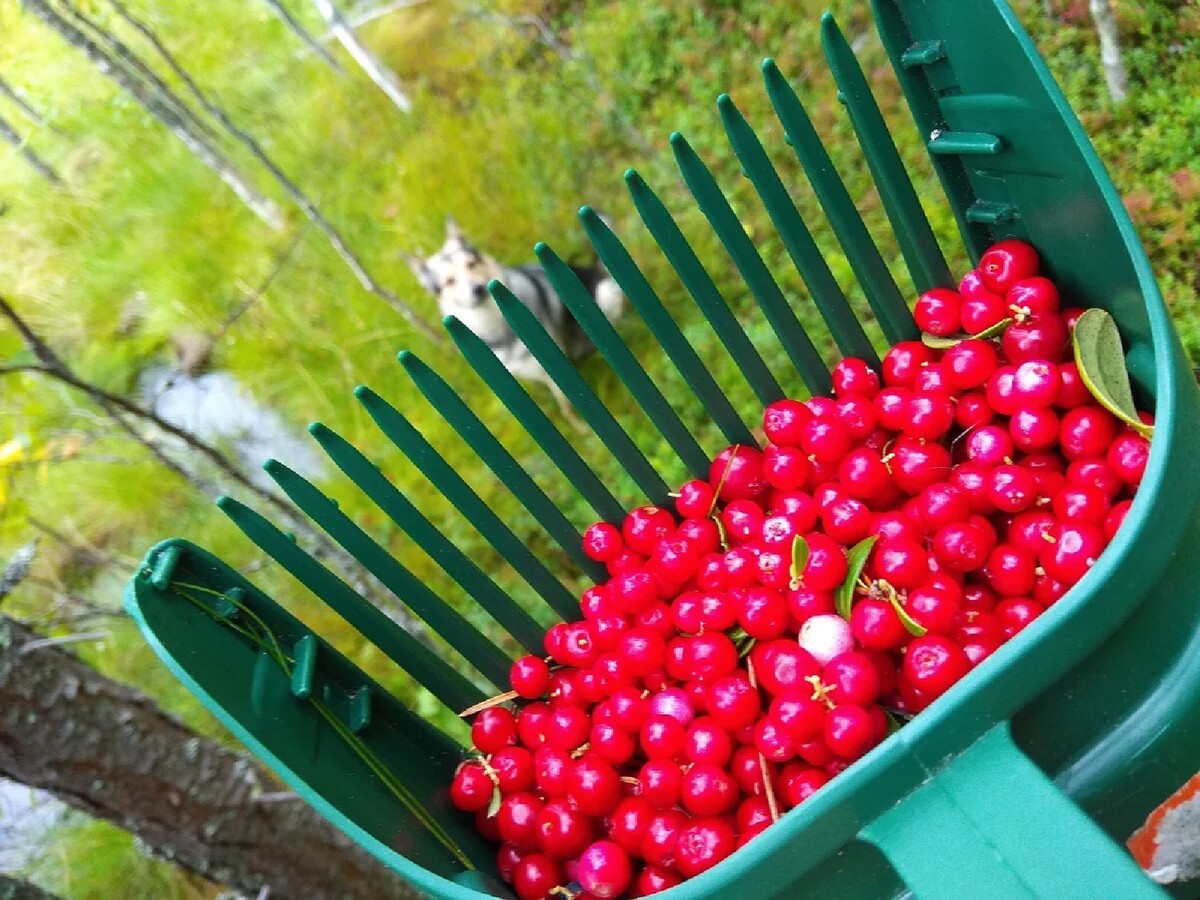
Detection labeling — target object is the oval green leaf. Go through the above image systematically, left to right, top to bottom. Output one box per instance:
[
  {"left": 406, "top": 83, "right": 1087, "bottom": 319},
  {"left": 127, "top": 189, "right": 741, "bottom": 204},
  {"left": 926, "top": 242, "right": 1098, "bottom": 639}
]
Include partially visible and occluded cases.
[
  {"left": 1073, "top": 308, "right": 1153, "bottom": 438},
  {"left": 920, "top": 317, "right": 1013, "bottom": 349},
  {"left": 789, "top": 534, "right": 810, "bottom": 586},
  {"left": 835, "top": 535, "right": 877, "bottom": 621},
  {"left": 889, "top": 591, "right": 928, "bottom": 637}
]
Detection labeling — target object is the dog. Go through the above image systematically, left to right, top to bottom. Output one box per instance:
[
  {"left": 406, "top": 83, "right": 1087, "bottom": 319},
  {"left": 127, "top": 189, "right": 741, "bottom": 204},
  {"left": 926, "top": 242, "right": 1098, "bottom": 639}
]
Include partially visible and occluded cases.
[{"left": 405, "top": 217, "right": 624, "bottom": 424}]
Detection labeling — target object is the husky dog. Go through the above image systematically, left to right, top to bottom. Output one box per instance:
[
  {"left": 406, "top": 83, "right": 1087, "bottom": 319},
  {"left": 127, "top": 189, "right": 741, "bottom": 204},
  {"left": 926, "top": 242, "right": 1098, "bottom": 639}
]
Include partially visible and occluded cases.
[{"left": 405, "top": 218, "right": 624, "bottom": 422}]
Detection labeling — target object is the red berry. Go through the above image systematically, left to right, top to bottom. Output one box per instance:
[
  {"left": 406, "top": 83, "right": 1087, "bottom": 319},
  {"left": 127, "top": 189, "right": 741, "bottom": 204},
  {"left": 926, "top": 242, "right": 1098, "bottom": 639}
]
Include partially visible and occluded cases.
[
  {"left": 979, "top": 239, "right": 1040, "bottom": 293},
  {"left": 1007, "top": 276, "right": 1060, "bottom": 315},
  {"left": 914, "top": 288, "right": 964, "bottom": 336},
  {"left": 961, "top": 291, "right": 1008, "bottom": 334},
  {"left": 1002, "top": 314, "right": 1070, "bottom": 364},
  {"left": 944, "top": 340, "right": 999, "bottom": 390},
  {"left": 882, "top": 342, "right": 936, "bottom": 387},
  {"left": 832, "top": 357, "right": 882, "bottom": 398},
  {"left": 1012, "top": 360, "right": 1062, "bottom": 408},
  {"left": 1057, "top": 362, "right": 1093, "bottom": 408},
  {"left": 986, "top": 365, "right": 1022, "bottom": 416},
  {"left": 956, "top": 391, "right": 995, "bottom": 429},
  {"left": 904, "top": 394, "right": 956, "bottom": 440},
  {"left": 763, "top": 399, "right": 813, "bottom": 447},
  {"left": 1009, "top": 406, "right": 1060, "bottom": 452},
  {"left": 1060, "top": 406, "right": 1119, "bottom": 459},
  {"left": 800, "top": 417, "right": 854, "bottom": 464},
  {"left": 966, "top": 425, "right": 1015, "bottom": 467},
  {"left": 1107, "top": 431, "right": 1150, "bottom": 484},
  {"left": 890, "top": 438, "right": 952, "bottom": 495},
  {"left": 762, "top": 443, "right": 811, "bottom": 491},
  {"left": 710, "top": 445, "right": 768, "bottom": 501},
  {"left": 838, "top": 447, "right": 892, "bottom": 499},
  {"left": 987, "top": 464, "right": 1037, "bottom": 513},
  {"left": 913, "top": 483, "right": 970, "bottom": 532},
  {"left": 1052, "top": 484, "right": 1111, "bottom": 524},
  {"left": 1104, "top": 499, "right": 1133, "bottom": 542},
  {"left": 622, "top": 506, "right": 676, "bottom": 555},
  {"left": 931, "top": 520, "right": 992, "bottom": 572},
  {"left": 1041, "top": 521, "right": 1106, "bottom": 585},
  {"left": 583, "top": 522, "right": 624, "bottom": 562},
  {"left": 873, "top": 537, "right": 930, "bottom": 590},
  {"left": 983, "top": 543, "right": 1037, "bottom": 596},
  {"left": 907, "top": 582, "right": 961, "bottom": 635},
  {"left": 849, "top": 597, "right": 909, "bottom": 650},
  {"left": 995, "top": 597, "right": 1045, "bottom": 639},
  {"left": 902, "top": 635, "right": 971, "bottom": 699},
  {"left": 752, "top": 638, "right": 823, "bottom": 693},
  {"left": 823, "top": 651, "right": 883, "bottom": 706},
  {"left": 510, "top": 655, "right": 551, "bottom": 699},
  {"left": 706, "top": 675, "right": 761, "bottom": 730},
  {"left": 769, "top": 691, "right": 827, "bottom": 743},
  {"left": 824, "top": 704, "right": 879, "bottom": 760},
  {"left": 472, "top": 707, "right": 518, "bottom": 754},
  {"left": 534, "top": 745, "right": 571, "bottom": 797},
  {"left": 492, "top": 747, "right": 536, "bottom": 794},
  {"left": 568, "top": 757, "right": 622, "bottom": 818},
  {"left": 450, "top": 762, "right": 495, "bottom": 812},
  {"left": 681, "top": 763, "right": 739, "bottom": 816},
  {"left": 778, "top": 764, "right": 830, "bottom": 808},
  {"left": 496, "top": 792, "right": 543, "bottom": 851},
  {"left": 536, "top": 800, "right": 594, "bottom": 859},
  {"left": 641, "top": 809, "right": 688, "bottom": 869},
  {"left": 674, "top": 817, "right": 737, "bottom": 878},
  {"left": 577, "top": 840, "right": 632, "bottom": 899},
  {"left": 512, "top": 852, "right": 563, "bottom": 900},
  {"left": 636, "top": 865, "right": 683, "bottom": 896}
]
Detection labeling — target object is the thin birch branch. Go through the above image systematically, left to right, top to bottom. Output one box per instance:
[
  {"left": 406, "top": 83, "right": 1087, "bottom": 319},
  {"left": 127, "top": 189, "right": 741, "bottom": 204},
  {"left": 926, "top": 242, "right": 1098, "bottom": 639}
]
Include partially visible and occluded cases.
[
  {"left": 20, "top": 0, "right": 284, "bottom": 229},
  {"left": 101, "top": 0, "right": 439, "bottom": 341},
  {"left": 261, "top": 0, "right": 344, "bottom": 73},
  {"left": 312, "top": 0, "right": 411, "bottom": 113},
  {"left": 1090, "top": 0, "right": 1129, "bottom": 102},
  {"left": 0, "top": 75, "right": 61, "bottom": 133},
  {"left": 0, "top": 112, "right": 63, "bottom": 183}
]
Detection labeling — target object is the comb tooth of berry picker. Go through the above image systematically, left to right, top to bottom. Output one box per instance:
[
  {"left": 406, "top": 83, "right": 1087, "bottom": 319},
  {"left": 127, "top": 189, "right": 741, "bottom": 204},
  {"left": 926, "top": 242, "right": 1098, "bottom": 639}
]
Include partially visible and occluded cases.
[
  {"left": 820, "top": 14, "right": 953, "bottom": 294},
  {"left": 763, "top": 59, "right": 918, "bottom": 348},
  {"left": 718, "top": 92, "right": 879, "bottom": 368},
  {"left": 671, "top": 131, "right": 832, "bottom": 397},
  {"left": 624, "top": 169, "right": 784, "bottom": 406},
  {"left": 579, "top": 206, "right": 756, "bottom": 447},
  {"left": 536, "top": 242, "right": 711, "bottom": 478},
  {"left": 489, "top": 280, "right": 671, "bottom": 505},
  {"left": 444, "top": 315, "right": 625, "bottom": 524},
  {"left": 397, "top": 351, "right": 607, "bottom": 583},
  {"left": 355, "top": 384, "right": 580, "bottom": 620},
  {"left": 309, "top": 423, "right": 546, "bottom": 653},
  {"left": 260, "top": 458, "right": 513, "bottom": 686},
  {"left": 215, "top": 496, "right": 485, "bottom": 712}
]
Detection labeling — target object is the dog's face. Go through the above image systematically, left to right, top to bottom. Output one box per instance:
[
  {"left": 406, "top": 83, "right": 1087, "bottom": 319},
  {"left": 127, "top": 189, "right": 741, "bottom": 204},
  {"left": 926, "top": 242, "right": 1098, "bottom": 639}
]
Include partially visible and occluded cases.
[{"left": 405, "top": 218, "right": 505, "bottom": 313}]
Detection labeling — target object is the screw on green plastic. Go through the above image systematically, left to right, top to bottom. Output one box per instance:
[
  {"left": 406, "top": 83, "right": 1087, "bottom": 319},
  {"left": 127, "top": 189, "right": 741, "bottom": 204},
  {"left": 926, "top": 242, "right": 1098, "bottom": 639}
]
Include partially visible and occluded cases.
[
  {"left": 821, "top": 14, "right": 952, "bottom": 295},
  {"left": 900, "top": 39, "right": 946, "bottom": 67},
  {"left": 718, "top": 92, "right": 879, "bottom": 367},
  {"left": 671, "top": 131, "right": 832, "bottom": 397},
  {"left": 928, "top": 131, "right": 1003, "bottom": 156},
  {"left": 624, "top": 169, "right": 784, "bottom": 406},
  {"left": 966, "top": 201, "right": 1020, "bottom": 225},
  {"left": 579, "top": 206, "right": 755, "bottom": 448},
  {"left": 536, "top": 242, "right": 711, "bottom": 478},
  {"left": 488, "top": 280, "right": 671, "bottom": 505},
  {"left": 442, "top": 315, "right": 625, "bottom": 525},
  {"left": 397, "top": 350, "right": 606, "bottom": 583},
  {"left": 354, "top": 384, "right": 580, "bottom": 621},
  {"left": 308, "top": 422, "right": 546, "bottom": 653},
  {"left": 261, "top": 458, "right": 513, "bottom": 687},
  {"left": 215, "top": 495, "right": 485, "bottom": 712},
  {"left": 149, "top": 543, "right": 182, "bottom": 590},
  {"left": 291, "top": 634, "right": 317, "bottom": 699}
]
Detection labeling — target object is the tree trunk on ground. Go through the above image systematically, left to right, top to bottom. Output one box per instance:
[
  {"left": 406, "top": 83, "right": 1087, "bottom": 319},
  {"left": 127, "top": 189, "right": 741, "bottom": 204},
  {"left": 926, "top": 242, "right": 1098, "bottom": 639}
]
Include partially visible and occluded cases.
[
  {"left": 20, "top": 0, "right": 284, "bottom": 230},
  {"left": 312, "top": 0, "right": 411, "bottom": 113},
  {"left": 1090, "top": 0, "right": 1129, "bottom": 102},
  {"left": 0, "top": 113, "right": 63, "bottom": 184},
  {"left": 0, "top": 614, "right": 416, "bottom": 900},
  {"left": 0, "top": 874, "right": 66, "bottom": 900}
]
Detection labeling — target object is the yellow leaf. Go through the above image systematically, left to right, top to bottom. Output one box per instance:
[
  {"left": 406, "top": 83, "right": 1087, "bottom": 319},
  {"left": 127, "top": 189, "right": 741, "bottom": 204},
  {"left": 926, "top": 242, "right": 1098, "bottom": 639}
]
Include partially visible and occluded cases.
[{"left": 0, "top": 439, "right": 26, "bottom": 467}]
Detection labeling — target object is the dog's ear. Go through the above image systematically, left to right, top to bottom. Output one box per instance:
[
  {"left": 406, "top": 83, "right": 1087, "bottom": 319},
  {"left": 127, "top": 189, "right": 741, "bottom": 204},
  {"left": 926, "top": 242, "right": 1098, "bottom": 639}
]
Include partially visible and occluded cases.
[
  {"left": 444, "top": 215, "right": 462, "bottom": 244},
  {"left": 402, "top": 253, "right": 436, "bottom": 294}
]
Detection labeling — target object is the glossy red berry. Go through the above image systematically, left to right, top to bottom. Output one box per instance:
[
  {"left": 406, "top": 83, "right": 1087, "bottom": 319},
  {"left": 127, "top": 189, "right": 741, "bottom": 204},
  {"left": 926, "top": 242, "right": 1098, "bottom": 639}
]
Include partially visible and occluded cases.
[
  {"left": 979, "top": 239, "right": 1039, "bottom": 293},
  {"left": 1007, "top": 276, "right": 1060, "bottom": 315},
  {"left": 914, "top": 288, "right": 963, "bottom": 336},
  {"left": 961, "top": 290, "right": 1009, "bottom": 334},
  {"left": 1002, "top": 314, "right": 1070, "bottom": 364},
  {"left": 943, "top": 339, "right": 999, "bottom": 390},
  {"left": 882, "top": 342, "right": 936, "bottom": 387},
  {"left": 832, "top": 357, "right": 882, "bottom": 398},
  {"left": 1012, "top": 360, "right": 1062, "bottom": 408},
  {"left": 1057, "top": 362, "right": 1093, "bottom": 408},
  {"left": 955, "top": 391, "right": 995, "bottom": 429},
  {"left": 904, "top": 394, "right": 956, "bottom": 440},
  {"left": 763, "top": 399, "right": 813, "bottom": 447},
  {"left": 1009, "top": 406, "right": 1060, "bottom": 452},
  {"left": 1060, "top": 406, "right": 1119, "bottom": 460},
  {"left": 1107, "top": 431, "right": 1150, "bottom": 484},
  {"left": 890, "top": 438, "right": 952, "bottom": 495},
  {"left": 762, "top": 443, "right": 811, "bottom": 491},
  {"left": 709, "top": 444, "right": 768, "bottom": 501},
  {"left": 987, "top": 464, "right": 1037, "bottom": 513},
  {"left": 622, "top": 506, "right": 676, "bottom": 555},
  {"left": 1040, "top": 521, "right": 1106, "bottom": 585},
  {"left": 583, "top": 522, "right": 624, "bottom": 563},
  {"left": 982, "top": 544, "right": 1037, "bottom": 596},
  {"left": 995, "top": 597, "right": 1045, "bottom": 639},
  {"left": 849, "top": 598, "right": 908, "bottom": 650},
  {"left": 902, "top": 635, "right": 971, "bottom": 699},
  {"left": 823, "top": 651, "right": 883, "bottom": 706},
  {"left": 510, "top": 655, "right": 551, "bottom": 699},
  {"left": 706, "top": 675, "right": 761, "bottom": 731},
  {"left": 824, "top": 704, "right": 879, "bottom": 760},
  {"left": 472, "top": 707, "right": 518, "bottom": 754},
  {"left": 568, "top": 756, "right": 622, "bottom": 817},
  {"left": 450, "top": 762, "right": 496, "bottom": 812},
  {"left": 681, "top": 763, "right": 739, "bottom": 816},
  {"left": 496, "top": 792, "right": 543, "bottom": 852},
  {"left": 536, "top": 800, "right": 594, "bottom": 860},
  {"left": 641, "top": 809, "right": 688, "bottom": 869},
  {"left": 674, "top": 818, "right": 737, "bottom": 878},
  {"left": 577, "top": 840, "right": 632, "bottom": 899},
  {"left": 512, "top": 852, "right": 563, "bottom": 900}
]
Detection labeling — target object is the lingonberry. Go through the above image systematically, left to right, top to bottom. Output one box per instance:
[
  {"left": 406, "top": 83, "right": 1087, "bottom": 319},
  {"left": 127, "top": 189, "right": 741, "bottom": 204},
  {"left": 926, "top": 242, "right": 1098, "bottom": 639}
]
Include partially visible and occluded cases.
[
  {"left": 979, "top": 239, "right": 1040, "bottom": 293},
  {"left": 1007, "top": 276, "right": 1060, "bottom": 315},
  {"left": 914, "top": 288, "right": 964, "bottom": 336},
  {"left": 961, "top": 290, "right": 1009, "bottom": 334},
  {"left": 1002, "top": 314, "right": 1070, "bottom": 364},
  {"left": 944, "top": 339, "right": 999, "bottom": 390},
  {"left": 881, "top": 341, "right": 936, "bottom": 387},
  {"left": 832, "top": 357, "right": 882, "bottom": 398},
  {"left": 1012, "top": 360, "right": 1062, "bottom": 408},
  {"left": 913, "top": 362, "right": 955, "bottom": 396},
  {"left": 1056, "top": 362, "right": 1093, "bottom": 408},
  {"left": 986, "top": 364, "right": 1022, "bottom": 416},
  {"left": 875, "top": 386, "right": 914, "bottom": 431},
  {"left": 956, "top": 391, "right": 995, "bottom": 429},
  {"left": 904, "top": 393, "right": 956, "bottom": 440},
  {"left": 834, "top": 395, "right": 880, "bottom": 438},
  {"left": 806, "top": 396, "right": 840, "bottom": 418},
  {"left": 763, "top": 398, "right": 813, "bottom": 446},
  {"left": 1009, "top": 406, "right": 1060, "bottom": 452},
  {"left": 1060, "top": 406, "right": 1119, "bottom": 459},
  {"left": 800, "top": 417, "right": 854, "bottom": 464},
  {"left": 966, "top": 425, "right": 1015, "bottom": 467},
  {"left": 1107, "top": 430, "right": 1150, "bottom": 484},
  {"left": 890, "top": 438, "right": 953, "bottom": 495},
  {"left": 762, "top": 443, "right": 811, "bottom": 491},
  {"left": 709, "top": 444, "right": 768, "bottom": 501},
  {"left": 838, "top": 447, "right": 892, "bottom": 499},
  {"left": 1067, "top": 458, "right": 1123, "bottom": 499},
  {"left": 987, "top": 464, "right": 1037, "bottom": 513},
  {"left": 676, "top": 478, "right": 716, "bottom": 518},
  {"left": 913, "top": 483, "right": 970, "bottom": 532},
  {"left": 1052, "top": 484, "right": 1110, "bottom": 524},
  {"left": 768, "top": 490, "right": 820, "bottom": 527},
  {"left": 822, "top": 496, "right": 873, "bottom": 545},
  {"left": 720, "top": 499, "right": 765, "bottom": 545},
  {"left": 1104, "top": 499, "right": 1133, "bottom": 542},
  {"left": 622, "top": 505, "right": 676, "bottom": 555},
  {"left": 1007, "top": 509, "right": 1058, "bottom": 555},
  {"left": 871, "top": 510, "right": 923, "bottom": 543},
  {"left": 1040, "top": 520, "right": 1106, "bottom": 585},
  {"left": 583, "top": 521, "right": 624, "bottom": 562},
  {"left": 932, "top": 521, "right": 992, "bottom": 572},
  {"left": 797, "top": 532, "right": 849, "bottom": 591},
  {"left": 650, "top": 536, "right": 703, "bottom": 585},
  {"left": 873, "top": 537, "right": 930, "bottom": 590},
  {"left": 982, "top": 544, "right": 1037, "bottom": 596},
  {"left": 720, "top": 545, "right": 761, "bottom": 589},
  {"left": 606, "top": 549, "right": 645, "bottom": 576},
  {"left": 610, "top": 569, "right": 660, "bottom": 616},
  {"left": 907, "top": 582, "right": 961, "bottom": 635},
  {"left": 786, "top": 583, "right": 836, "bottom": 624},
  {"left": 738, "top": 585, "right": 789, "bottom": 640},
  {"left": 995, "top": 597, "right": 1045, "bottom": 639},
  {"left": 849, "top": 598, "right": 908, "bottom": 650},
  {"left": 560, "top": 621, "right": 600, "bottom": 668},
  {"left": 687, "top": 631, "right": 738, "bottom": 682},
  {"left": 902, "top": 635, "right": 971, "bottom": 699},
  {"left": 754, "top": 638, "right": 824, "bottom": 692},
  {"left": 823, "top": 651, "right": 883, "bottom": 706},
  {"left": 510, "top": 655, "right": 551, "bottom": 700},
  {"left": 706, "top": 675, "right": 761, "bottom": 731},
  {"left": 647, "top": 687, "right": 695, "bottom": 726},
  {"left": 768, "top": 690, "right": 827, "bottom": 744},
  {"left": 824, "top": 704, "right": 879, "bottom": 760},
  {"left": 544, "top": 705, "right": 589, "bottom": 751},
  {"left": 472, "top": 707, "right": 519, "bottom": 754},
  {"left": 683, "top": 716, "right": 734, "bottom": 768},
  {"left": 753, "top": 716, "right": 797, "bottom": 762},
  {"left": 589, "top": 720, "right": 636, "bottom": 766},
  {"left": 795, "top": 737, "right": 837, "bottom": 767},
  {"left": 533, "top": 744, "right": 571, "bottom": 797},
  {"left": 492, "top": 746, "right": 536, "bottom": 794},
  {"left": 568, "top": 756, "right": 622, "bottom": 817},
  {"left": 637, "top": 758, "right": 683, "bottom": 809},
  {"left": 450, "top": 762, "right": 495, "bottom": 812},
  {"left": 680, "top": 762, "right": 740, "bottom": 817},
  {"left": 778, "top": 764, "right": 830, "bottom": 809},
  {"left": 496, "top": 792, "right": 543, "bottom": 851},
  {"left": 736, "top": 796, "right": 774, "bottom": 833},
  {"left": 608, "top": 797, "right": 653, "bottom": 858},
  {"left": 536, "top": 800, "right": 594, "bottom": 860},
  {"left": 641, "top": 809, "right": 688, "bottom": 869},
  {"left": 675, "top": 817, "right": 737, "bottom": 878},
  {"left": 577, "top": 840, "right": 633, "bottom": 899},
  {"left": 512, "top": 852, "right": 563, "bottom": 900},
  {"left": 636, "top": 865, "right": 683, "bottom": 895}
]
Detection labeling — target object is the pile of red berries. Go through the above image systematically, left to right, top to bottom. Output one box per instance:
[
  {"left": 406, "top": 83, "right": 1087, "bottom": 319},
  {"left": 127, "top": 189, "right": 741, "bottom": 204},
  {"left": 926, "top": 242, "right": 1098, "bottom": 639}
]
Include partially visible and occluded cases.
[{"left": 449, "top": 240, "right": 1151, "bottom": 899}]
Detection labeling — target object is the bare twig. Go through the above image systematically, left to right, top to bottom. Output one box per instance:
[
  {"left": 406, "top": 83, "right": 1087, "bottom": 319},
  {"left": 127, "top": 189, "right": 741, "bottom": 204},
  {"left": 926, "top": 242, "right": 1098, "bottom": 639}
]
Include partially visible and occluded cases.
[
  {"left": 21, "top": 0, "right": 284, "bottom": 229},
  {"left": 100, "top": 0, "right": 440, "bottom": 342},
  {"left": 260, "top": 0, "right": 344, "bottom": 73},
  {"left": 312, "top": 0, "right": 411, "bottom": 113},
  {"left": 320, "top": 0, "right": 431, "bottom": 39},
  {"left": 1090, "top": 0, "right": 1129, "bottom": 102},
  {"left": 0, "top": 75, "right": 61, "bottom": 133},
  {"left": 0, "top": 113, "right": 62, "bottom": 183},
  {"left": 210, "top": 224, "right": 310, "bottom": 348},
  {"left": 18, "top": 631, "right": 108, "bottom": 655}
]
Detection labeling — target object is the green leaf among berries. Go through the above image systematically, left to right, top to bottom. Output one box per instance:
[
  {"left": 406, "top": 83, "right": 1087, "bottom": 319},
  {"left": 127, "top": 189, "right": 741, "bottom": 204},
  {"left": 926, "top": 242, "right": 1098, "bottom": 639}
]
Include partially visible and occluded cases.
[
  {"left": 1072, "top": 308, "right": 1154, "bottom": 439},
  {"left": 920, "top": 316, "right": 1013, "bottom": 349},
  {"left": 789, "top": 534, "right": 809, "bottom": 588},
  {"left": 835, "top": 535, "right": 877, "bottom": 620},
  {"left": 888, "top": 590, "right": 928, "bottom": 637}
]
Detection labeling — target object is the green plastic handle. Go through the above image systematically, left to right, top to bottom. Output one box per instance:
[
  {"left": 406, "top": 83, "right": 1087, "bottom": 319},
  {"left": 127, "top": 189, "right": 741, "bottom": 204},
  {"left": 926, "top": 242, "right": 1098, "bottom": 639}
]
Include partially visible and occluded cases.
[{"left": 859, "top": 722, "right": 1167, "bottom": 899}]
